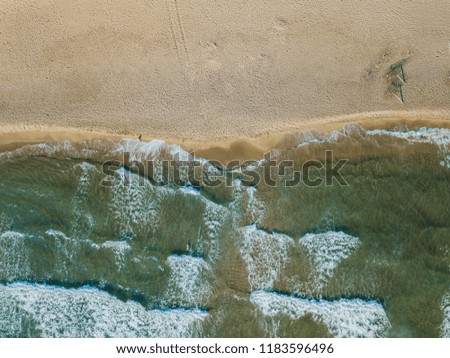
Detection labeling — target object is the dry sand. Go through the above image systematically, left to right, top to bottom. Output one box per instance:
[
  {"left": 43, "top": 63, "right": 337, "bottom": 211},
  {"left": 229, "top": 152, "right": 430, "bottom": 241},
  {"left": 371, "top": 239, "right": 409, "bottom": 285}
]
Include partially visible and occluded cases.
[{"left": 1, "top": 1, "right": 449, "bottom": 157}]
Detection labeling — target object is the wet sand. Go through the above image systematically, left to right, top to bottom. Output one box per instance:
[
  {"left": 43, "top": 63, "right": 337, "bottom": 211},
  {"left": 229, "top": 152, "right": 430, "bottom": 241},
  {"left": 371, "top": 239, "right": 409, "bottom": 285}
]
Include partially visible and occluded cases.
[{"left": 0, "top": 110, "right": 449, "bottom": 162}]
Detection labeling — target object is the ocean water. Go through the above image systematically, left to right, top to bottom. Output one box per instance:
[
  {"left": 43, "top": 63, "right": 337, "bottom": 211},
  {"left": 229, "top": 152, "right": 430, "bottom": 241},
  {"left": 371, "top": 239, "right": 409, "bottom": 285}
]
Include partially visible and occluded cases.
[{"left": 0, "top": 125, "right": 449, "bottom": 337}]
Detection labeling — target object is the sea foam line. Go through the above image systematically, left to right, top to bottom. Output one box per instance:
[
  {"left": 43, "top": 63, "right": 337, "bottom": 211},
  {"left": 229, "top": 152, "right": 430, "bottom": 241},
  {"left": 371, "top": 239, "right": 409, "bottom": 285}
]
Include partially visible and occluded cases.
[
  {"left": 368, "top": 127, "right": 450, "bottom": 168},
  {"left": 239, "top": 225, "right": 294, "bottom": 290},
  {"left": 0, "top": 231, "right": 31, "bottom": 281},
  {"left": 298, "top": 231, "right": 361, "bottom": 293},
  {"left": 164, "top": 254, "right": 212, "bottom": 307},
  {"left": 0, "top": 282, "right": 207, "bottom": 338},
  {"left": 251, "top": 291, "right": 390, "bottom": 338},
  {"left": 441, "top": 292, "right": 450, "bottom": 338}
]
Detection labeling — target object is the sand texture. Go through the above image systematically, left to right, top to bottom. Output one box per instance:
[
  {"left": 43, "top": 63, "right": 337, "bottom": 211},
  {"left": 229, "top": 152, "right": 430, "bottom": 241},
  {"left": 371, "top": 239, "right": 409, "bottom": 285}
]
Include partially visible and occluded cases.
[{"left": 0, "top": 0, "right": 449, "bottom": 140}]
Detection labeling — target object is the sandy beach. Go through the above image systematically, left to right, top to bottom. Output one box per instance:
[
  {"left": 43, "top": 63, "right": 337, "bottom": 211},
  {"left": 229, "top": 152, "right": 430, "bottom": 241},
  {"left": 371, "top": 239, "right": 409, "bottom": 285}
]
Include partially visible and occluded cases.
[{"left": 1, "top": 1, "right": 449, "bottom": 158}]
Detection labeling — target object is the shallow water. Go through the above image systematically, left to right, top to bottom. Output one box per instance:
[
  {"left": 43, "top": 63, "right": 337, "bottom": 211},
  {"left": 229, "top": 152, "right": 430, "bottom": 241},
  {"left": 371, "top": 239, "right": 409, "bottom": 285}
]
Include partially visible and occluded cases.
[{"left": 0, "top": 126, "right": 449, "bottom": 337}]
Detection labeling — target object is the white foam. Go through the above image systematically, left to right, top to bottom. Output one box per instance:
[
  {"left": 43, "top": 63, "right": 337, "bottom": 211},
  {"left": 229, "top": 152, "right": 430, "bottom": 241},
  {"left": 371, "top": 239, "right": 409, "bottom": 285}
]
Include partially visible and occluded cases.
[
  {"left": 342, "top": 123, "right": 368, "bottom": 137},
  {"left": 290, "top": 126, "right": 450, "bottom": 168},
  {"left": 368, "top": 127, "right": 450, "bottom": 146},
  {"left": 368, "top": 128, "right": 450, "bottom": 168},
  {"left": 296, "top": 129, "right": 344, "bottom": 148},
  {"left": 112, "top": 139, "right": 196, "bottom": 186},
  {"left": 116, "top": 139, "right": 192, "bottom": 162},
  {"left": 0, "top": 140, "right": 96, "bottom": 161},
  {"left": 71, "top": 162, "right": 99, "bottom": 233},
  {"left": 109, "top": 170, "right": 161, "bottom": 237},
  {"left": 109, "top": 170, "right": 228, "bottom": 259},
  {"left": 231, "top": 180, "right": 265, "bottom": 226},
  {"left": 168, "top": 183, "right": 229, "bottom": 260},
  {"left": 179, "top": 186, "right": 202, "bottom": 197},
  {"left": 246, "top": 186, "right": 265, "bottom": 223},
  {"left": 200, "top": 200, "right": 229, "bottom": 260},
  {"left": 203, "top": 201, "right": 227, "bottom": 241},
  {"left": 0, "top": 214, "right": 12, "bottom": 233},
  {"left": 240, "top": 225, "right": 294, "bottom": 290},
  {"left": 45, "top": 229, "right": 132, "bottom": 272},
  {"left": 45, "top": 229, "right": 81, "bottom": 276},
  {"left": 0, "top": 231, "right": 31, "bottom": 280},
  {"left": 298, "top": 231, "right": 361, "bottom": 292},
  {"left": 101, "top": 240, "right": 131, "bottom": 252},
  {"left": 100, "top": 241, "right": 132, "bottom": 269},
  {"left": 164, "top": 255, "right": 211, "bottom": 307},
  {"left": 0, "top": 283, "right": 207, "bottom": 338},
  {"left": 251, "top": 291, "right": 390, "bottom": 338},
  {"left": 441, "top": 292, "right": 450, "bottom": 338}
]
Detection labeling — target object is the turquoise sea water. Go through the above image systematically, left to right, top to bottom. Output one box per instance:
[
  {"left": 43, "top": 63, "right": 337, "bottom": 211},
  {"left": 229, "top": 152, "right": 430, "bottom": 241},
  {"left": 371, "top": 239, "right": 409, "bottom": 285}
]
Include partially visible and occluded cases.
[{"left": 0, "top": 125, "right": 449, "bottom": 337}]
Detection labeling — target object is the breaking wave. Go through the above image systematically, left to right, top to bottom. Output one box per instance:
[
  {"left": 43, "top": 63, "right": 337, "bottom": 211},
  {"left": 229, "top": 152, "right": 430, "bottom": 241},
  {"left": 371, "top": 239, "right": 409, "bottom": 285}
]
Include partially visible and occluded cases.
[
  {"left": 0, "top": 283, "right": 207, "bottom": 338},
  {"left": 251, "top": 291, "right": 390, "bottom": 338}
]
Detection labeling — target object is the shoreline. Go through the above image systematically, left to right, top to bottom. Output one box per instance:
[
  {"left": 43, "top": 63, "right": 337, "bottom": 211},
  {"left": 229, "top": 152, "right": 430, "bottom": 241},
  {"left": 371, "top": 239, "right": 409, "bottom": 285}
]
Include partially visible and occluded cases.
[
  {"left": 3, "top": 0, "right": 450, "bottom": 161},
  {"left": 1, "top": 110, "right": 450, "bottom": 161}
]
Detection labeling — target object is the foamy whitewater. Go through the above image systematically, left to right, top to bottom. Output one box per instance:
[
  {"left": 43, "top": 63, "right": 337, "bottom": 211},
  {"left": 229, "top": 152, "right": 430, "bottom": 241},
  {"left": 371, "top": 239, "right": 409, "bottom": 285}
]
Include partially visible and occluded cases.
[
  {"left": 0, "top": 125, "right": 448, "bottom": 337},
  {"left": 367, "top": 127, "right": 450, "bottom": 168},
  {"left": 239, "top": 225, "right": 294, "bottom": 290},
  {"left": 0, "top": 231, "right": 31, "bottom": 280},
  {"left": 298, "top": 232, "right": 361, "bottom": 292},
  {"left": 164, "top": 255, "right": 211, "bottom": 307},
  {"left": 0, "top": 283, "right": 207, "bottom": 338},
  {"left": 251, "top": 291, "right": 390, "bottom": 338},
  {"left": 442, "top": 292, "right": 450, "bottom": 338}
]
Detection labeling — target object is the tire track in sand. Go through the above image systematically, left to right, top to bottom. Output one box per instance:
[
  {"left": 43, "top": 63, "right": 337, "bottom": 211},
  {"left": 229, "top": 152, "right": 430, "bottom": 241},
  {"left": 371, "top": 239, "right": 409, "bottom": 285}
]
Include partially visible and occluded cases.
[{"left": 166, "top": 0, "right": 190, "bottom": 70}]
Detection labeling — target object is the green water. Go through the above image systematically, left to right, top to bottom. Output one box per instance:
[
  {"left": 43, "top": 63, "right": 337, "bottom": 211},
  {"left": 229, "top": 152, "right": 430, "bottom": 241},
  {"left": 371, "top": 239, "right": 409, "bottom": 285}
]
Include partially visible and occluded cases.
[{"left": 0, "top": 126, "right": 448, "bottom": 337}]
